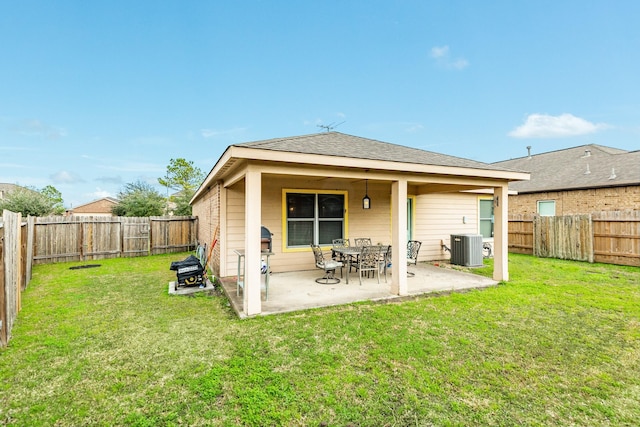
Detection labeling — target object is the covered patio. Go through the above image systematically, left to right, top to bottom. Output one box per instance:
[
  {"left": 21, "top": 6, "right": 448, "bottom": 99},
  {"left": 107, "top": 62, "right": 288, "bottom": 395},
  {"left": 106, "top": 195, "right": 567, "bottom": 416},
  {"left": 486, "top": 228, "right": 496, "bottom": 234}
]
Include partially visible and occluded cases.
[
  {"left": 191, "top": 132, "right": 529, "bottom": 317},
  {"left": 219, "top": 262, "right": 498, "bottom": 318}
]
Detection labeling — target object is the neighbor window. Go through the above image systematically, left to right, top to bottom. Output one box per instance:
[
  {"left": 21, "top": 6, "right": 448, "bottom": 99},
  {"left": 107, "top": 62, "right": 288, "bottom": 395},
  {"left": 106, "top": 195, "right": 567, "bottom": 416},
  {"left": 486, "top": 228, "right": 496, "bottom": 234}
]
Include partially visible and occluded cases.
[
  {"left": 285, "top": 191, "right": 345, "bottom": 248},
  {"left": 479, "top": 199, "right": 494, "bottom": 238},
  {"left": 537, "top": 200, "right": 556, "bottom": 216}
]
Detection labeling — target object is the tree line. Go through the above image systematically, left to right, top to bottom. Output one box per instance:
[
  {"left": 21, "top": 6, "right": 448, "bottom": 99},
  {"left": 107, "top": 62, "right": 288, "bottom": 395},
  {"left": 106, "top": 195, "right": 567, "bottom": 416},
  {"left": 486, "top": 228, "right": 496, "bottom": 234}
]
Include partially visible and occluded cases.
[{"left": 0, "top": 158, "right": 204, "bottom": 217}]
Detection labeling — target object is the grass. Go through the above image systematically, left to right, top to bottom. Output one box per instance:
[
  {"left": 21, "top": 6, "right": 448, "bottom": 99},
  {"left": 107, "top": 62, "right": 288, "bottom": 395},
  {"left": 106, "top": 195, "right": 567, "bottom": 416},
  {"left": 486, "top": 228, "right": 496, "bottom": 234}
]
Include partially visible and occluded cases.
[{"left": 1, "top": 253, "right": 639, "bottom": 426}]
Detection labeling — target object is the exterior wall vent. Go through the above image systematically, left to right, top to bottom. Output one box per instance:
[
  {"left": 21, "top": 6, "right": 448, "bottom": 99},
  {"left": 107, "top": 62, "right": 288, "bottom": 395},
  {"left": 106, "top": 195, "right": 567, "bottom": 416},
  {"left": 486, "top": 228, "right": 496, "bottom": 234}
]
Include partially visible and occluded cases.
[{"left": 450, "top": 234, "right": 483, "bottom": 267}]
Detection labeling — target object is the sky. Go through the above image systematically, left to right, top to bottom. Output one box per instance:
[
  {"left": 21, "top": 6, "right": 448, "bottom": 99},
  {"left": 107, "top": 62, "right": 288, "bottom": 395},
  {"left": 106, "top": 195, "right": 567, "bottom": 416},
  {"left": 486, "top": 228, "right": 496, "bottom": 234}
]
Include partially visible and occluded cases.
[{"left": 1, "top": 1, "right": 639, "bottom": 209}]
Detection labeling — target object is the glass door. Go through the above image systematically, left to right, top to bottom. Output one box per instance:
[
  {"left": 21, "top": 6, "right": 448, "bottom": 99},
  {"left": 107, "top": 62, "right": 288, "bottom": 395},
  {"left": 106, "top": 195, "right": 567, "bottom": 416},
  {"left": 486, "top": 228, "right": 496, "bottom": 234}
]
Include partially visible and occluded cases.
[{"left": 407, "top": 197, "right": 414, "bottom": 241}]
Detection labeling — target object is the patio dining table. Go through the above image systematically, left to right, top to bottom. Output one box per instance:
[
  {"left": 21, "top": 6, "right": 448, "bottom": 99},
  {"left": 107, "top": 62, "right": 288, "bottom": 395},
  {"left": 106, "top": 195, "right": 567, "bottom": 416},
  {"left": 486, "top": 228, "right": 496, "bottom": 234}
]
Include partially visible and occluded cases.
[{"left": 332, "top": 245, "right": 388, "bottom": 284}]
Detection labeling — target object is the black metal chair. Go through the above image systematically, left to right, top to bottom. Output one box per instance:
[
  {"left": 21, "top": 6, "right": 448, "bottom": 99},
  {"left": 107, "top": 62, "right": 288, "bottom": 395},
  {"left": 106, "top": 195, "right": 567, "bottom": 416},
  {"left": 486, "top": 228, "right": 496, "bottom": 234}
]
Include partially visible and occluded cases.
[
  {"left": 331, "top": 238, "right": 350, "bottom": 278},
  {"left": 351, "top": 238, "right": 372, "bottom": 273},
  {"left": 407, "top": 240, "right": 422, "bottom": 277},
  {"left": 311, "top": 244, "right": 343, "bottom": 284},
  {"left": 356, "top": 245, "right": 382, "bottom": 285},
  {"left": 379, "top": 245, "right": 392, "bottom": 282}
]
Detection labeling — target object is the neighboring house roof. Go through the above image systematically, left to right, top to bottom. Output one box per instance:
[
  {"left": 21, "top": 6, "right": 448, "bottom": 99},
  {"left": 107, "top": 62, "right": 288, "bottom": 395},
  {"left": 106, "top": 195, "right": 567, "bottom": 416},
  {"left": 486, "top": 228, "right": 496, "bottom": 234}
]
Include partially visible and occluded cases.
[
  {"left": 236, "top": 132, "right": 518, "bottom": 172},
  {"left": 493, "top": 144, "right": 640, "bottom": 193},
  {"left": 0, "top": 183, "right": 34, "bottom": 199},
  {"left": 69, "top": 197, "right": 119, "bottom": 214}
]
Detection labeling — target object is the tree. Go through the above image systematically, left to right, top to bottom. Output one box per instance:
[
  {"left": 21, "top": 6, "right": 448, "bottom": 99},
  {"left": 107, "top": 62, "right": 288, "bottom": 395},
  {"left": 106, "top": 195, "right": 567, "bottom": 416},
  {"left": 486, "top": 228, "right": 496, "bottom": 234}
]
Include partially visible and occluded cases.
[
  {"left": 158, "top": 158, "right": 204, "bottom": 215},
  {"left": 111, "top": 181, "right": 165, "bottom": 217},
  {"left": 0, "top": 185, "right": 66, "bottom": 216},
  {"left": 40, "top": 185, "right": 65, "bottom": 215}
]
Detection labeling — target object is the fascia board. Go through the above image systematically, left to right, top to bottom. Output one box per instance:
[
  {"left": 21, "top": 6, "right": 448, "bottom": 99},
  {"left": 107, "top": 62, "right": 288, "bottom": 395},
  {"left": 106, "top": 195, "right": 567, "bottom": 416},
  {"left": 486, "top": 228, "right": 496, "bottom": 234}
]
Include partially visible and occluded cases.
[{"left": 230, "top": 146, "right": 531, "bottom": 182}]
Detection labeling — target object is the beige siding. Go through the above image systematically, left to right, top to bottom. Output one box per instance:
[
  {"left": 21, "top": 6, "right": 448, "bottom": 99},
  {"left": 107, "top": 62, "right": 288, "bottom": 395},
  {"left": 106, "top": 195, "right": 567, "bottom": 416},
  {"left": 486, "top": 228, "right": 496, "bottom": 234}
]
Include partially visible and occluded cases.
[
  {"left": 197, "top": 173, "right": 491, "bottom": 277},
  {"left": 221, "top": 176, "right": 395, "bottom": 276},
  {"left": 348, "top": 181, "right": 392, "bottom": 246},
  {"left": 224, "top": 183, "right": 246, "bottom": 275},
  {"left": 415, "top": 193, "right": 480, "bottom": 261}
]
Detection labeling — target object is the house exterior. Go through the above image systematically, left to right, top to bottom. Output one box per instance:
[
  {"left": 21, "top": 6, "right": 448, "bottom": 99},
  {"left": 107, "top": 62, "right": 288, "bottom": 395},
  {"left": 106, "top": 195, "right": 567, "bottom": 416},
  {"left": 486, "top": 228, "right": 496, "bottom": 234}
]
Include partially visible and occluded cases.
[
  {"left": 191, "top": 132, "right": 529, "bottom": 316},
  {"left": 493, "top": 144, "right": 640, "bottom": 216},
  {"left": 0, "top": 183, "right": 31, "bottom": 200},
  {"left": 66, "top": 197, "right": 119, "bottom": 216}
]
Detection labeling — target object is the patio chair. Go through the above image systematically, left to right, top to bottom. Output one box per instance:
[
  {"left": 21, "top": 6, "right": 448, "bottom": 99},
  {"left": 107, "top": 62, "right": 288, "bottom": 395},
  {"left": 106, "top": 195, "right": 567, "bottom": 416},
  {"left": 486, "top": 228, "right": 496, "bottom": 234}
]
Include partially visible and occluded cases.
[
  {"left": 351, "top": 237, "right": 372, "bottom": 273},
  {"left": 354, "top": 237, "right": 372, "bottom": 247},
  {"left": 331, "top": 238, "right": 350, "bottom": 278},
  {"left": 407, "top": 240, "right": 422, "bottom": 277},
  {"left": 311, "top": 244, "right": 343, "bottom": 284},
  {"left": 356, "top": 245, "right": 382, "bottom": 285},
  {"left": 379, "top": 245, "right": 392, "bottom": 282}
]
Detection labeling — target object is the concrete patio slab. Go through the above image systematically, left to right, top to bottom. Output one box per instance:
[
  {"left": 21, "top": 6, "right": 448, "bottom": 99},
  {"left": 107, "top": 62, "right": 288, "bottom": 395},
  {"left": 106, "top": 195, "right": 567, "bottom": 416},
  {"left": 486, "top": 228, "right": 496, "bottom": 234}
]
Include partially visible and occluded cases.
[
  {"left": 219, "top": 262, "right": 498, "bottom": 318},
  {"left": 168, "top": 280, "right": 215, "bottom": 296}
]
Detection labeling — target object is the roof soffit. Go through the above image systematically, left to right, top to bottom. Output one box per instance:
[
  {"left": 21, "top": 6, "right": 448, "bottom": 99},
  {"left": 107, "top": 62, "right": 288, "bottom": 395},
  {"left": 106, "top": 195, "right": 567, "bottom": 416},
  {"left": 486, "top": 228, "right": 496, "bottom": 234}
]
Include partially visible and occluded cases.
[{"left": 227, "top": 146, "right": 530, "bottom": 182}]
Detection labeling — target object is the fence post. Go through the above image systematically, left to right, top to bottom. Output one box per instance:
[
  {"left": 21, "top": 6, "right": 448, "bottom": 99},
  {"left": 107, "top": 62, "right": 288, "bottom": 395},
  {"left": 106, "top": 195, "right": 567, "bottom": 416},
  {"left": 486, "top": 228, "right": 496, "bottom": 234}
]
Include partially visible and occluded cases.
[
  {"left": 2, "top": 210, "right": 22, "bottom": 346},
  {"left": 26, "top": 216, "right": 34, "bottom": 285},
  {"left": 0, "top": 222, "right": 5, "bottom": 346}
]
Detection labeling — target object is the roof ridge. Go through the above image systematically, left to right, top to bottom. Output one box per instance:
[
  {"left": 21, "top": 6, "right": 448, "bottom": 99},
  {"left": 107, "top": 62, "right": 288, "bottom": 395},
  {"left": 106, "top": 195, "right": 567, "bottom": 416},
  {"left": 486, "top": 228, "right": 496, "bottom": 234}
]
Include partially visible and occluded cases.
[{"left": 493, "top": 143, "right": 630, "bottom": 164}]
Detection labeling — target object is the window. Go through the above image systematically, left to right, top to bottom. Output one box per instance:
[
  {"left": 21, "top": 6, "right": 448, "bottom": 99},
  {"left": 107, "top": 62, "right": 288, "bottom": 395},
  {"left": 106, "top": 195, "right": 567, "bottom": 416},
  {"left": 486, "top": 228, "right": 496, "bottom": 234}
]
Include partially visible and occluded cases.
[
  {"left": 285, "top": 191, "right": 345, "bottom": 248},
  {"left": 479, "top": 199, "right": 494, "bottom": 238},
  {"left": 537, "top": 200, "right": 556, "bottom": 216}
]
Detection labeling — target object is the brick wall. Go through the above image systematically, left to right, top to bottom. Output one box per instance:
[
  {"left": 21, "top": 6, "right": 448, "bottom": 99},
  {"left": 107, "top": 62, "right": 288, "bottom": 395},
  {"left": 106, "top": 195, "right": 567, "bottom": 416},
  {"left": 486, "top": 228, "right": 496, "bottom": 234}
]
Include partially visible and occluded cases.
[
  {"left": 192, "top": 183, "right": 221, "bottom": 276},
  {"left": 509, "top": 185, "right": 640, "bottom": 215},
  {"left": 72, "top": 199, "right": 117, "bottom": 215}
]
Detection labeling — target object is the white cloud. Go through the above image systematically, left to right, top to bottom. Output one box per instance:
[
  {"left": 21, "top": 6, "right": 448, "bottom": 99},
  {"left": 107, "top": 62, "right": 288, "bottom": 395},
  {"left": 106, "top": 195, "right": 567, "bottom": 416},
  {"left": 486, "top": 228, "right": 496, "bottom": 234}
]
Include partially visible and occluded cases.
[
  {"left": 430, "top": 45, "right": 469, "bottom": 70},
  {"left": 430, "top": 46, "right": 449, "bottom": 58},
  {"left": 304, "top": 113, "right": 347, "bottom": 129},
  {"left": 508, "top": 113, "right": 610, "bottom": 138},
  {"left": 303, "top": 118, "right": 323, "bottom": 126},
  {"left": 12, "top": 119, "right": 67, "bottom": 139},
  {"left": 404, "top": 123, "right": 424, "bottom": 133},
  {"left": 201, "top": 127, "right": 246, "bottom": 138},
  {"left": 97, "top": 162, "right": 163, "bottom": 173},
  {"left": 51, "top": 171, "right": 85, "bottom": 184},
  {"left": 95, "top": 175, "right": 123, "bottom": 184},
  {"left": 88, "top": 188, "right": 113, "bottom": 199}
]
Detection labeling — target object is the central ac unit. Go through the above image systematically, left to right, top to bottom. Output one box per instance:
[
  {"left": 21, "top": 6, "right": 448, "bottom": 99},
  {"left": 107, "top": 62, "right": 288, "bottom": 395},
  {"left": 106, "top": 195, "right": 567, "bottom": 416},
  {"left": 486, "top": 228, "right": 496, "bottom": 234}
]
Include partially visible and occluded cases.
[{"left": 450, "top": 234, "right": 483, "bottom": 267}]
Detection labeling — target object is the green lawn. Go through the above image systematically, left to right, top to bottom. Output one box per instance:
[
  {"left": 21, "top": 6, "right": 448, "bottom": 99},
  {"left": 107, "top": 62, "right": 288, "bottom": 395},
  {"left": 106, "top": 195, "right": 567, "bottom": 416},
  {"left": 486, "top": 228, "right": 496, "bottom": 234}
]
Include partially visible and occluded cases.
[{"left": 1, "top": 253, "right": 638, "bottom": 426}]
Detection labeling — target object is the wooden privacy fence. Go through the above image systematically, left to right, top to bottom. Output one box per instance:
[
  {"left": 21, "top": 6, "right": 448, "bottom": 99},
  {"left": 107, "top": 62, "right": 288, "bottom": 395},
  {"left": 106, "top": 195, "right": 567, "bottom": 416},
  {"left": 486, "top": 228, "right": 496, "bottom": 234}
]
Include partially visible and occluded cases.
[
  {"left": 1, "top": 210, "right": 31, "bottom": 347},
  {"left": 508, "top": 210, "right": 640, "bottom": 267},
  {"left": 1, "top": 212, "right": 196, "bottom": 347},
  {"left": 32, "top": 216, "right": 198, "bottom": 265}
]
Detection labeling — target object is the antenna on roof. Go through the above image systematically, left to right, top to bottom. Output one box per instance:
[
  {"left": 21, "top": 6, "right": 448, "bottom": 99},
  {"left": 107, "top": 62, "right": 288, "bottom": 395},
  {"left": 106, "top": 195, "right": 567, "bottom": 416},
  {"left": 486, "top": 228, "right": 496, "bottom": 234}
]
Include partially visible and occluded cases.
[{"left": 317, "top": 121, "right": 345, "bottom": 132}]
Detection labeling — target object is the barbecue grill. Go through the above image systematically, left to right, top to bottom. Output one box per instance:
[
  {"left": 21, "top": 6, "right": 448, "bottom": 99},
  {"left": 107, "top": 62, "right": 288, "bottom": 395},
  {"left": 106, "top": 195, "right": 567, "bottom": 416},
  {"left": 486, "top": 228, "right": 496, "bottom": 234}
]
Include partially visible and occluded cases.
[
  {"left": 261, "top": 226, "right": 273, "bottom": 252},
  {"left": 170, "top": 254, "right": 205, "bottom": 290}
]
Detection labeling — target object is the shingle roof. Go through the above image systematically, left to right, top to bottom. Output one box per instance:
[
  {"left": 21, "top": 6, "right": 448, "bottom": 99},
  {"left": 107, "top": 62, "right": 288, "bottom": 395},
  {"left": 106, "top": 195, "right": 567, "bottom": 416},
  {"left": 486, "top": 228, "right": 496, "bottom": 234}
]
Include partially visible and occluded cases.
[
  {"left": 234, "top": 132, "right": 517, "bottom": 172},
  {"left": 492, "top": 144, "right": 640, "bottom": 193},
  {"left": 0, "top": 183, "right": 34, "bottom": 199}
]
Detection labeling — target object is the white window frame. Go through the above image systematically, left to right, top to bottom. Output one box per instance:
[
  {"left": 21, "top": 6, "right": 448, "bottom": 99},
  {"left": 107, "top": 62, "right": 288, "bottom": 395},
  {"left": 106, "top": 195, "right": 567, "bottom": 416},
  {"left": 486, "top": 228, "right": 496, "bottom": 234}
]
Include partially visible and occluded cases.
[
  {"left": 283, "top": 189, "right": 347, "bottom": 250},
  {"left": 478, "top": 198, "right": 494, "bottom": 239},
  {"left": 537, "top": 200, "right": 556, "bottom": 216}
]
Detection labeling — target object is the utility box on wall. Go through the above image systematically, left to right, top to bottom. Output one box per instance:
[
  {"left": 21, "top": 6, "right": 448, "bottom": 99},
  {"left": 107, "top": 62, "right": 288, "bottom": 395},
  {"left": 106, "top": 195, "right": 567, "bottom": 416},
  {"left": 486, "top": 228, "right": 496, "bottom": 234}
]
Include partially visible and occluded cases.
[{"left": 450, "top": 234, "right": 484, "bottom": 267}]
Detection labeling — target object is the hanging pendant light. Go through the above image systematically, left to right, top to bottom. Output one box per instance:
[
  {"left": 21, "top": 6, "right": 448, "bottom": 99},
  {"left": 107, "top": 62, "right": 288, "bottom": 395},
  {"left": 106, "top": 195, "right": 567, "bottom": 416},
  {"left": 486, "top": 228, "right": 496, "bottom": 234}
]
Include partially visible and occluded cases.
[{"left": 362, "top": 179, "right": 371, "bottom": 209}]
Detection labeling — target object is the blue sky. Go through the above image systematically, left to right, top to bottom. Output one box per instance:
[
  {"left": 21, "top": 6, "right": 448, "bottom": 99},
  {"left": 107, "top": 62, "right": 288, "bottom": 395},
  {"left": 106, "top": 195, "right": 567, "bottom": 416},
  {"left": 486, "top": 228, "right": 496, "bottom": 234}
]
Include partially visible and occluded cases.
[{"left": 1, "top": 1, "right": 639, "bottom": 208}]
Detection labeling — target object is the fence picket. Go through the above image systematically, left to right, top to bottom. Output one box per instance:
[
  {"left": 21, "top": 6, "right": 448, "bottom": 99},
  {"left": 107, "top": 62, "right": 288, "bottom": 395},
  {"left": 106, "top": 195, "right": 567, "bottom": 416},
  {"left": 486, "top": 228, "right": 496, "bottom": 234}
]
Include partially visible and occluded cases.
[
  {"left": 510, "top": 210, "right": 639, "bottom": 266},
  {"left": 32, "top": 216, "right": 197, "bottom": 264}
]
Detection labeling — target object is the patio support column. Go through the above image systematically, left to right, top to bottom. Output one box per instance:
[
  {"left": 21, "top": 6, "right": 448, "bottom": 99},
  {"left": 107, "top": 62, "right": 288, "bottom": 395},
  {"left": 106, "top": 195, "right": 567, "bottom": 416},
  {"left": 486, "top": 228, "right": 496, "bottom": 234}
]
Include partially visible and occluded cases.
[
  {"left": 244, "top": 168, "right": 262, "bottom": 316},
  {"left": 391, "top": 179, "right": 408, "bottom": 295},
  {"left": 493, "top": 184, "right": 509, "bottom": 282}
]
